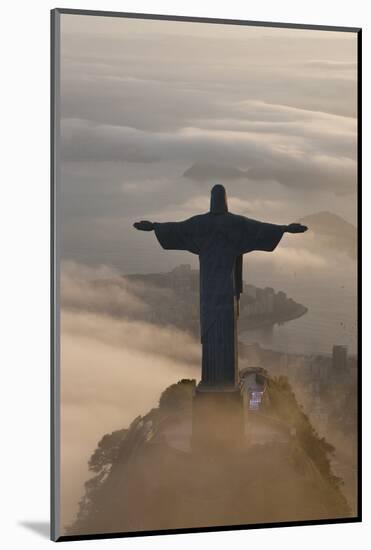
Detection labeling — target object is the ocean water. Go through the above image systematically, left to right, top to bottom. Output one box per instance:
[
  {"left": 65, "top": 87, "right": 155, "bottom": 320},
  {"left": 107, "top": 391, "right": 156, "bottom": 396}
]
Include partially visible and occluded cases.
[{"left": 241, "top": 268, "right": 357, "bottom": 356}]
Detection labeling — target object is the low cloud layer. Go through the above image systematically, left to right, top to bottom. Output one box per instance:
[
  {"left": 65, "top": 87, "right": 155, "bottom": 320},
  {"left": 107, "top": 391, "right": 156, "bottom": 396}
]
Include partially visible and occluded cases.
[
  {"left": 59, "top": 15, "right": 358, "bottom": 270},
  {"left": 61, "top": 106, "right": 356, "bottom": 195},
  {"left": 60, "top": 262, "right": 200, "bottom": 528}
]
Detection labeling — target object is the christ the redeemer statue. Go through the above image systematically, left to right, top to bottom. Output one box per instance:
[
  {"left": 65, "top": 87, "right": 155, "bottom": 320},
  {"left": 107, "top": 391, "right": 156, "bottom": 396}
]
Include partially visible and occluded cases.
[{"left": 134, "top": 185, "right": 307, "bottom": 390}]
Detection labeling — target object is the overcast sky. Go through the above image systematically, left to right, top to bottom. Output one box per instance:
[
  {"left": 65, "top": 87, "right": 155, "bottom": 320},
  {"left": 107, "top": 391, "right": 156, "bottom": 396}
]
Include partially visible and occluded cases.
[{"left": 59, "top": 14, "right": 357, "bottom": 274}]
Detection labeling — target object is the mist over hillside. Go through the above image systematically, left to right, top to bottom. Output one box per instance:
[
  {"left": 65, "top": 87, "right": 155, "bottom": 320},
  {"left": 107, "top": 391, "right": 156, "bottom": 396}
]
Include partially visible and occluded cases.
[
  {"left": 299, "top": 211, "right": 356, "bottom": 259},
  {"left": 65, "top": 377, "right": 351, "bottom": 536}
]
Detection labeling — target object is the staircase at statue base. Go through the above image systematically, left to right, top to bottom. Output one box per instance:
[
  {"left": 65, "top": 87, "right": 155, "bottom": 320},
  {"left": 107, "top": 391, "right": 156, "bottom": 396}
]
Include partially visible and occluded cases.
[{"left": 191, "top": 384, "right": 245, "bottom": 453}]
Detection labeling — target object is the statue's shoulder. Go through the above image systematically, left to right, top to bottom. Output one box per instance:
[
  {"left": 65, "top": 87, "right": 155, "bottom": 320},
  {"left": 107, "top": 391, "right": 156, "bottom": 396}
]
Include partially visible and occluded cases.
[
  {"left": 226, "top": 212, "right": 251, "bottom": 225},
  {"left": 185, "top": 213, "right": 210, "bottom": 225}
]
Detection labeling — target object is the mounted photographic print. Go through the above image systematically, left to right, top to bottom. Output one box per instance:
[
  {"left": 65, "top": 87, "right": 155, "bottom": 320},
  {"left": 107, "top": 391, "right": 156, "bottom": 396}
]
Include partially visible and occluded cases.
[{"left": 51, "top": 8, "right": 361, "bottom": 542}]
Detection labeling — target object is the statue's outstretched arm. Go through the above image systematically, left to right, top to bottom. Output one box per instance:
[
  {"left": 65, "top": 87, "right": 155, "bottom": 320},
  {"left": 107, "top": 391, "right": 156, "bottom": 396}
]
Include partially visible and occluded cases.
[
  {"left": 236, "top": 217, "right": 308, "bottom": 254},
  {"left": 134, "top": 218, "right": 200, "bottom": 254},
  {"left": 133, "top": 220, "right": 154, "bottom": 231},
  {"left": 281, "top": 223, "right": 308, "bottom": 234}
]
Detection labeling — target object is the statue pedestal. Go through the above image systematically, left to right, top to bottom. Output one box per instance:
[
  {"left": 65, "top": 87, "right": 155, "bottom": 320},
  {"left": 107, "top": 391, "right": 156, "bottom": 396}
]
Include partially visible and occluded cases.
[{"left": 191, "top": 385, "right": 244, "bottom": 453}]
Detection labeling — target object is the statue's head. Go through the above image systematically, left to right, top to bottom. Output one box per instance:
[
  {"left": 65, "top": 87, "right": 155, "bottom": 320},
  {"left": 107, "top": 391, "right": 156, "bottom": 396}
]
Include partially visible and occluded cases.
[{"left": 210, "top": 184, "right": 228, "bottom": 214}]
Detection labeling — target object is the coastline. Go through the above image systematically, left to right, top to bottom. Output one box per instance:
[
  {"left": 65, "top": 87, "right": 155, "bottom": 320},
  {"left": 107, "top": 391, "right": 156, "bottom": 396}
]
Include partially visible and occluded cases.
[{"left": 239, "top": 304, "right": 308, "bottom": 331}]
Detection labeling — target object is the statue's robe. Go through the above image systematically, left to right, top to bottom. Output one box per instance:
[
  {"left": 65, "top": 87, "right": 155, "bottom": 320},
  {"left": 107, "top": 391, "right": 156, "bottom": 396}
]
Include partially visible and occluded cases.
[{"left": 153, "top": 213, "right": 284, "bottom": 387}]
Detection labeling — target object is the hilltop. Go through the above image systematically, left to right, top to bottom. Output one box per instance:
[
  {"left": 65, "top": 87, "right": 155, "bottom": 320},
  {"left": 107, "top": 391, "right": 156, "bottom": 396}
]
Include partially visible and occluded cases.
[
  {"left": 300, "top": 211, "right": 356, "bottom": 259},
  {"left": 66, "top": 376, "right": 351, "bottom": 536}
]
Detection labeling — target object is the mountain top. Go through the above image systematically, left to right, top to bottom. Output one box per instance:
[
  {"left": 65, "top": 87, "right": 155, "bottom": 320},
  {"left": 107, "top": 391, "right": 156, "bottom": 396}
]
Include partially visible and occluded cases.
[
  {"left": 299, "top": 211, "right": 356, "bottom": 259},
  {"left": 300, "top": 211, "right": 356, "bottom": 234},
  {"left": 65, "top": 377, "right": 350, "bottom": 536}
]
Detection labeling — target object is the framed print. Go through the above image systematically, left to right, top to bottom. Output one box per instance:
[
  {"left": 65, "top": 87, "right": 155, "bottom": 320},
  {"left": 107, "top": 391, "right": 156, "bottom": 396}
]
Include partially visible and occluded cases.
[{"left": 51, "top": 8, "right": 361, "bottom": 542}]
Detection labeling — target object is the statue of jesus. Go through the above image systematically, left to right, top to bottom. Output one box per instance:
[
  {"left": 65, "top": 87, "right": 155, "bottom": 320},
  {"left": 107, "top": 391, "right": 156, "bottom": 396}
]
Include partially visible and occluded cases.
[{"left": 134, "top": 185, "right": 307, "bottom": 390}]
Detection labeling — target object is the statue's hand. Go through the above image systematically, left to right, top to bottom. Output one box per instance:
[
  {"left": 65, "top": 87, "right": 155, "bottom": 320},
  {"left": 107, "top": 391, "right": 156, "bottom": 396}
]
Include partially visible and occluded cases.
[
  {"left": 133, "top": 220, "right": 154, "bottom": 231},
  {"left": 286, "top": 223, "right": 308, "bottom": 234}
]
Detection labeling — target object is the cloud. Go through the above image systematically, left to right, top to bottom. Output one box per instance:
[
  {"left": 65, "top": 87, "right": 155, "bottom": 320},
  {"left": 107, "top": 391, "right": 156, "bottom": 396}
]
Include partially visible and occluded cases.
[
  {"left": 58, "top": 18, "right": 357, "bottom": 266},
  {"left": 61, "top": 19, "right": 357, "bottom": 123},
  {"left": 304, "top": 60, "right": 357, "bottom": 70},
  {"left": 194, "top": 100, "right": 356, "bottom": 159},
  {"left": 61, "top": 113, "right": 356, "bottom": 195},
  {"left": 61, "top": 118, "right": 160, "bottom": 163},
  {"left": 252, "top": 245, "right": 329, "bottom": 270},
  {"left": 61, "top": 260, "right": 150, "bottom": 318},
  {"left": 61, "top": 261, "right": 201, "bottom": 363},
  {"left": 60, "top": 262, "right": 201, "bottom": 528},
  {"left": 62, "top": 310, "right": 200, "bottom": 366},
  {"left": 61, "top": 317, "right": 199, "bottom": 529}
]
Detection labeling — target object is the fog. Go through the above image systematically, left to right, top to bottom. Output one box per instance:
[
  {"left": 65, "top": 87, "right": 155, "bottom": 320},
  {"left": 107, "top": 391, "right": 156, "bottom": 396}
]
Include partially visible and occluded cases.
[
  {"left": 59, "top": 14, "right": 357, "bottom": 273},
  {"left": 60, "top": 262, "right": 200, "bottom": 527}
]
